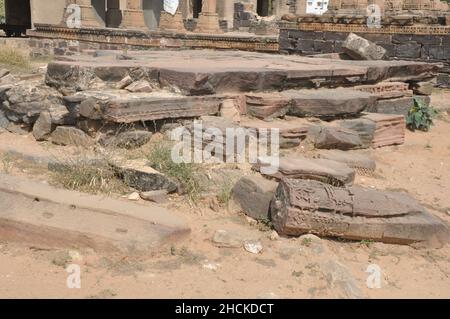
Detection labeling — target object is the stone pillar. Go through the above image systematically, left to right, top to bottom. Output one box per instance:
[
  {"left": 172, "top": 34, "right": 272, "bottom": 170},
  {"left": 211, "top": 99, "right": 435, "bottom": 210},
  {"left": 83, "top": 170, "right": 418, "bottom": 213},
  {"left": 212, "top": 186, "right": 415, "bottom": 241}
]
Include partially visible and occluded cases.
[
  {"left": 62, "top": 0, "right": 104, "bottom": 28},
  {"left": 120, "top": 0, "right": 147, "bottom": 29},
  {"left": 195, "top": 0, "right": 223, "bottom": 33},
  {"left": 217, "top": 0, "right": 235, "bottom": 29},
  {"left": 159, "top": 8, "right": 187, "bottom": 33}
]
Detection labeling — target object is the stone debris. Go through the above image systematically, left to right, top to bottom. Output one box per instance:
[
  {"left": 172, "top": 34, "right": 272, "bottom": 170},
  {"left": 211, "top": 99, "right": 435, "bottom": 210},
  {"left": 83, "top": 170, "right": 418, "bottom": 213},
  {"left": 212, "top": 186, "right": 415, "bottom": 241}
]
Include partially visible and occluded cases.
[
  {"left": 342, "top": 33, "right": 387, "bottom": 60},
  {"left": 116, "top": 75, "right": 134, "bottom": 90},
  {"left": 125, "top": 80, "right": 153, "bottom": 93},
  {"left": 411, "top": 81, "right": 433, "bottom": 96},
  {"left": 354, "top": 82, "right": 412, "bottom": 100},
  {"left": 284, "top": 88, "right": 376, "bottom": 118},
  {"left": 244, "top": 93, "right": 290, "bottom": 119},
  {"left": 33, "top": 111, "right": 54, "bottom": 141},
  {"left": 362, "top": 113, "right": 405, "bottom": 148},
  {"left": 337, "top": 118, "right": 376, "bottom": 148},
  {"left": 309, "top": 125, "right": 363, "bottom": 150},
  {"left": 50, "top": 126, "right": 94, "bottom": 147},
  {"left": 101, "top": 130, "right": 153, "bottom": 149},
  {"left": 315, "top": 150, "right": 376, "bottom": 172},
  {"left": 256, "top": 156, "right": 355, "bottom": 187},
  {"left": 114, "top": 158, "right": 178, "bottom": 193},
  {"left": 232, "top": 175, "right": 278, "bottom": 220},
  {"left": 271, "top": 179, "right": 450, "bottom": 246},
  {"left": 140, "top": 190, "right": 169, "bottom": 204},
  {"left": 127, "top": 192, "right": 141, "bottom": 201},
  {"left": 212, "top": 230, "right": 242, "bottom": 248},
  {"left": 244, "top": 240, "right": 263, "bottom": 254}
]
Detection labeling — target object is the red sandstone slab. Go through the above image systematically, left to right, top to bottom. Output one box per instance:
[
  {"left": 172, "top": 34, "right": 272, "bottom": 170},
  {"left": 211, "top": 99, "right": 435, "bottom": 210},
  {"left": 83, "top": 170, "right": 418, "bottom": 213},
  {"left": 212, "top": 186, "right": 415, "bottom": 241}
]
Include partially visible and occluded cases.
[
  {"left": 45, "top": 50, "right": 439, "bottom": 95},
  {"left": 0, "top": 174, "right": 190, "bottom": 254}
]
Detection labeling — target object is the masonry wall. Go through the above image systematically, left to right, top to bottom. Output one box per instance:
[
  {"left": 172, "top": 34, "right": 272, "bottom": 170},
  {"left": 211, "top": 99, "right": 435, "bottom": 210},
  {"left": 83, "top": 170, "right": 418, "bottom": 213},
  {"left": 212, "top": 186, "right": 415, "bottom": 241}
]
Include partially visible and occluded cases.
[{"left": 279, "top": 29, "right": 450, "bottom": 87}]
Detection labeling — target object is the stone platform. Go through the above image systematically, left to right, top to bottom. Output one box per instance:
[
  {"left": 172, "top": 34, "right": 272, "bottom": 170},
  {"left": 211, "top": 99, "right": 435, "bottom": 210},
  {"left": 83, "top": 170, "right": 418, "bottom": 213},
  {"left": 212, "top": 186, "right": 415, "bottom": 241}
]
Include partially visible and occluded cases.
[{"left": 46, "top": 49, "right": 440, "bottom": 95}]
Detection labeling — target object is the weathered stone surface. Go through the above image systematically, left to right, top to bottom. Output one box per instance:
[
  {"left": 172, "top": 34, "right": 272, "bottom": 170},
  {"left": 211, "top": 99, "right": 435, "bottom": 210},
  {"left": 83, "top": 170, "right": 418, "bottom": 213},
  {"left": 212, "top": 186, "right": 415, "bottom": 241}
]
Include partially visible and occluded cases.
[
  {"left": 342, "top": 33, "right": 387, "bottom": 60},
  {"left": 46, "top": 51, "right": 439, "bottom": 94},
  {"left": 116, "top": 75, "right": 133, "bottom": 89},
  {"left": 125, "top": 80, "right": 153, "bottom": 93},
  {"left": 3, "top": 82, "right": 63, "bottom": 124},
  {"left": 354, "top": 82, "right": 412, "bottom": 100},
  {"left": 411, "top": 82, "right": 433, "bottom": 96},
  {"left": 284, "top": 89, "right": 376, "bottom": 118},
  {"left": 245, "top": 93, "right": 290, "bottom": 119},
  {"left": 79, "top": 94, "right": 222, "bottom": 123},
  {"left": 371, "top": 97, "right": 414, "bottom": 117},
  {"left": 220, "top": 99, "right": 241, "bottom": 123},
  {"left": 48, "top": 104, "right": 71, "bottom": 125},
  {"left": 0, "top": 109, "right": 9, "bottom": 129},
  {"left": 33, "top": 111, "right": 54, "bottom": 141},
  {"left": 363, "top": 113, "right": 405, "bottom": 148},
  {"left": 240, "top": 117, "right": 311, "bottom": 149},
  {"left": 337, "top": 118, "right": 376, "bottom": 148},
  {"left": 309, "top": 125, "right": 364, "bottom": 150},
  {"left": 50, "top": 126, "right": 94, "bottom": 147},
  {"left": 102, "top": 130, "right": 153, "bottom": 149},
  {"left": 315, "top": 150, "right": 376, "bottom": 171},
  {"left": 256, "top": 156, "right": 355, "bottom": 186},
  {"left": 114, "top": 159, "right": 177, "bottom": 193},
  {"left": 0, "top": 174, "right": 189, "bottom": 254},
  {"left": 232, "top": 175, "right": 278, "bottom": 220},
  {"left": 271, "top": 179, "right": 450, "bottom": 246},
  {"left": 139, "top": 190, "right": 168, "bottom": 204},
  {"left": 212, "top": 230, "right": 242, "bottom": 248},
  {"left": 321, "top": 259, "right": 363, "bottom": 299}
]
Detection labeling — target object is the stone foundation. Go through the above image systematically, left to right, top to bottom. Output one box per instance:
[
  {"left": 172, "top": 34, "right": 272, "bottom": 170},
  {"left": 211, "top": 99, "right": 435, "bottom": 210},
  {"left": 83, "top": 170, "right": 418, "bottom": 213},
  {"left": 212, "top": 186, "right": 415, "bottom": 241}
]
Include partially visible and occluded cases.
[{"left": 279, "top": 24, "right": 450, "bottom": 87}]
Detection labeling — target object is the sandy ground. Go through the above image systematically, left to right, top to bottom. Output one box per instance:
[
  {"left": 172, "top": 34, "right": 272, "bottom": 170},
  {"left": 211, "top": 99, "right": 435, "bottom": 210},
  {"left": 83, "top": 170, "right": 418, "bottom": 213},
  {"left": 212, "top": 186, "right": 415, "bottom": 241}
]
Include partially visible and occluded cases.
[{"left": 0, "top": 90, "right": 449, "bottom": 299}]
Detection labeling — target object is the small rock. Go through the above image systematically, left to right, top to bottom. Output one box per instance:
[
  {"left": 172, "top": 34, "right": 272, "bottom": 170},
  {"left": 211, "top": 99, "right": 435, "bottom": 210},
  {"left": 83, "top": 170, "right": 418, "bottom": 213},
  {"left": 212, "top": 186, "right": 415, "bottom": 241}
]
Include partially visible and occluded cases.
[
  {"left": 342, "top": 33, "right": 386, "bottom": 60},
  {"left": 116, "top": 75, "right": 133, "bottom": 89},
  {"left": 125, "top": 80, "right": 152, "bottom": 93},
  {"left": 411, "top": 82, "right": 433, "bottom": 96},
  {"left": 49, "top": 104, "right": 70, "bottom": 125},
  {"left": 0, "top": 109, "right": 10, "bottom": 129},
  {"left": 33, "top": 111, "right": 54, "bottom": 141},
  {"left": 50, "top": 126, "right": 94, "bottom": 147},
  {"left": 311, "top": 126, "right": 363, "bottom": 150},
  {"left": 104, "top": 130, "right": 153, "bottom": 149},
  {"left": 232, "top": 175, "right": 278, "bottom": 220},
  {"left": 140, "top": 190, "right": 168, "bottom": 204},
  {"left": 127, "top": 192, "right": 140, "bottom": 201},
  {"left": 209, "top": 197, "right": 220, "bottom": 212},
  {"left": 212, "top": 230, "right": 242, "bottom": 248},
  {"left": 269, "top": 230, "right": 280, "bottom": 241},
  {"left": 299, "top": 234, "right": 327, "bottom": 254},
  {"left": 244, "top": 240, "right": 263, "bottom": 254}
]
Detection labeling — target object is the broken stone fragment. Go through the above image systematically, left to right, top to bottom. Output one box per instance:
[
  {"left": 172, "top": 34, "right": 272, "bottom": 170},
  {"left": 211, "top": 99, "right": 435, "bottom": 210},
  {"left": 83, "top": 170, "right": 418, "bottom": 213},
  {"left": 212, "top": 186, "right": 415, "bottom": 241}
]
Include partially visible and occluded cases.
[
  {"left": 342, "top": 33, "right": 387, "bottom": 61},
  {"left": 116, "top": 75, "right": 133, "bottom": 90},
  {"left": 125, "top": 80, "right": 153, "bottom": 93},
  {"left": 411, "top": 81, "right": 433, "bottom": 96},
  {"left": 283, "top": 88, "right": 376, "bottom": 118},
  {"left": 245, "top": 93, "right": 290, "bottom": 119},
  {"left": 49, "top": 104, "right": 71, "bottom": 125},
  {"left": 0, "top": 109, "right": 9, "bottom": 129},
  {"left": 33, "top": 111, "right": 54, "bottom": 141},
  {"left": 362, "top": 113, "right": 405, "bottom": 148},
  {"left": 336, "top": 118, "right": 376, "bottom": 148},
  {"left": 308, "top": 125, "right": 363, "bottom": 150},
  {"left": 50, "top": 126, "right": 94, "bottom": 147},
  {"left": 101, "top": 130, "right": 153, "bottom": 149},
  {"left": 315, "top": 150, "right": 376, "bottom": 172},
  {"left": 255, "top": 156, "right": 355, "bottom": 186},
  {"left": 113, "top": 159, "right": 177, "bottom": 193},
  {"left": 232, "top": 175, "right": 278, "bottom": 220},
  {"left": 271, "top": 179, "right": 450, "bottom": 247},
  {"left": 140, "top": 190, "right": 169, "bottom": 204},
  {"left": 212, "top": 230, "right": 242, "bottom": 248},
  {"left": 244, "top": 240, "right": 263, "bottom": 254}
]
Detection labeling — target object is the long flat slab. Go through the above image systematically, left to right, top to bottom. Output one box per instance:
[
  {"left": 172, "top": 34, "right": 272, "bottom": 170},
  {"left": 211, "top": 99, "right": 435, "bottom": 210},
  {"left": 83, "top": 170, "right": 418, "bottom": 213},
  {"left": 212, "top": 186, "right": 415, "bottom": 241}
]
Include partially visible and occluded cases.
[
  {"left": 46, "top": 50, "right": 440, "bottom": 95},
  {"left": 0, "top": 174, "right": 190, "bottom": 254}
]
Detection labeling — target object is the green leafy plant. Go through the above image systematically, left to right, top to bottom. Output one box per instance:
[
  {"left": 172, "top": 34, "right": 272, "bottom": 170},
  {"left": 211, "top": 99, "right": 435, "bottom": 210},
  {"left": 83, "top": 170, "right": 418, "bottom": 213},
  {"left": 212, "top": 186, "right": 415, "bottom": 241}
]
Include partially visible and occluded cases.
[{"left": 406, "top": 97, "right": 438, "bottom": 132}]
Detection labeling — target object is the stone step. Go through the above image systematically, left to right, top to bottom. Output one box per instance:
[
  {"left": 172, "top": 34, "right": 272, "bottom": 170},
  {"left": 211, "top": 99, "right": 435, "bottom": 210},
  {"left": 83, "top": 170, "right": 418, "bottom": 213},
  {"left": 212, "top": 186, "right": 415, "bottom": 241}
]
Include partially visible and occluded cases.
[
  {"left": 45, "top": 50, "right": 439, "bottom": 95},
  {"left": 0, "top": 174, "right": 190, "bottom": 254}
]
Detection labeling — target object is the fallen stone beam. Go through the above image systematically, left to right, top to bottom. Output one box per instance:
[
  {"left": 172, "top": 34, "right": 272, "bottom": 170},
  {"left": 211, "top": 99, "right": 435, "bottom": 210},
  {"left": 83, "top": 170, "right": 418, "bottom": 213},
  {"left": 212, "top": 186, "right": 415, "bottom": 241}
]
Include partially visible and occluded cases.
[
  {"left": 79, "top": 94, "right": 222, "bottom": 123},
  {"left": 255, "top": 156, "right": 355, "bottom": 186},
  {"left": 0, "top": 174, "right": 190, "bottom": 254},
  {"left": 270, "top": 179, "right": 450, "bottom": 247}
]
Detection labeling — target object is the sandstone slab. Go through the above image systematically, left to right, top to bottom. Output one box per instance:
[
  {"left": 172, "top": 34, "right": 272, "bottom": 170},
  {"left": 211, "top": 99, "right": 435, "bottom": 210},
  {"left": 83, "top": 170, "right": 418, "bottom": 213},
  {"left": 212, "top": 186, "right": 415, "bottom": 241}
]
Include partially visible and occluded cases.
[
  {"left": 342, "top": 33, "right": 387, "bottom": 60},
  {"left": 255, "top": 156, "right": 355, "bottom": 186},
  {"left": 0, "top": 174, "right": 189, "bottom": 254},
  {"left": 271, "top": 179, "right": 450, "bottom": 246}
]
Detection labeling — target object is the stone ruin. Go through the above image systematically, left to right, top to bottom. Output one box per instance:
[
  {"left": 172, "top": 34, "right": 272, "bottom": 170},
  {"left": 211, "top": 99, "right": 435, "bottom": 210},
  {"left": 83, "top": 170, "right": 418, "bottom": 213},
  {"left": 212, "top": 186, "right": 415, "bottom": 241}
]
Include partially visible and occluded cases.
[{"left": 1, "top": 46, "right": 449, "bottom": 247}]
